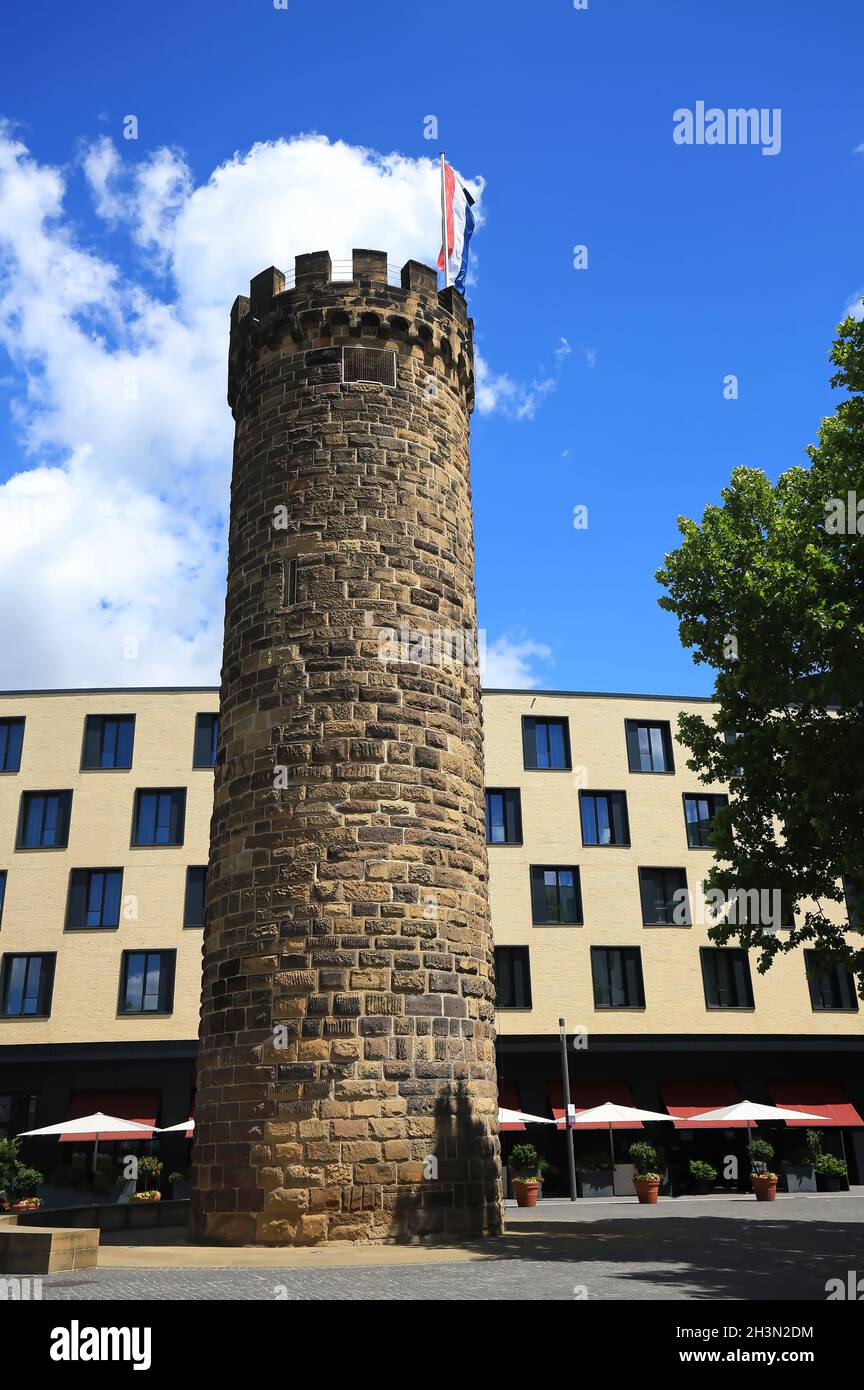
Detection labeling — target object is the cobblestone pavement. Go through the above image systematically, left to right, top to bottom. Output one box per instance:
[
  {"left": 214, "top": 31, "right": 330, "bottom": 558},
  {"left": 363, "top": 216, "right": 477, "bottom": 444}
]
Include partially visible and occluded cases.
[{"left": 38, "top": 1194, "right": 864, "bottom": 1301}]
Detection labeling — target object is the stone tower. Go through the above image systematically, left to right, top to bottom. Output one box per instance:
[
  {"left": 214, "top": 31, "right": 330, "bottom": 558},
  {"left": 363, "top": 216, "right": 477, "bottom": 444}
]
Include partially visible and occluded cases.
[{"left": 190, "top": 249, "right": 503, "bottom": 1244}]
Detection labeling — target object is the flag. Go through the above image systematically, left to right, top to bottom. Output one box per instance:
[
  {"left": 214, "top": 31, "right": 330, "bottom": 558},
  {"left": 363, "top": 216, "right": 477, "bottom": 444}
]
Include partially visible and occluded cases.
[{"left": 438, "top": 161, "right": 475, "bottom": 295}]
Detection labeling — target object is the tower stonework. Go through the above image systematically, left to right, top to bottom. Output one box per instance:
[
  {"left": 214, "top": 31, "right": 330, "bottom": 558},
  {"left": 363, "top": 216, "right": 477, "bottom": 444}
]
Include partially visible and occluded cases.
[{"left": 190, "top": 249, "right": 504, "bottom": 1244}]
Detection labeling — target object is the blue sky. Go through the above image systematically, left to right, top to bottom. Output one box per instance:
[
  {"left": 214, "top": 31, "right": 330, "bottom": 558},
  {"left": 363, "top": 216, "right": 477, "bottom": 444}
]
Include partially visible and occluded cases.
[{"left": 0, "top": 0, "right": 861, "bottom": 693}]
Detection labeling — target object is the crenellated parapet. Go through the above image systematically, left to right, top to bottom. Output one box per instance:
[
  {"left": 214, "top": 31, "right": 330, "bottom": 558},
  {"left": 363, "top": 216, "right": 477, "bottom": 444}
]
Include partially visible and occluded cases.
[{"left": 227, "top": 250, "right": 475, "bottom": 414}]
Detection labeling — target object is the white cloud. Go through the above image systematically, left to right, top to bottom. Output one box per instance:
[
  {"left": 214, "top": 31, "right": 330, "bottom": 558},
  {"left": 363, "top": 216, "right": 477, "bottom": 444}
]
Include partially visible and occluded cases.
[
  {"left": 0, "top": 129, "right": 501, "bottom": 687},
  {"left": 843, "top": 288, "right": 864, "bottom": 321},
  {"left": 481, "top": 636, "right": 553, "bottom": 688}
]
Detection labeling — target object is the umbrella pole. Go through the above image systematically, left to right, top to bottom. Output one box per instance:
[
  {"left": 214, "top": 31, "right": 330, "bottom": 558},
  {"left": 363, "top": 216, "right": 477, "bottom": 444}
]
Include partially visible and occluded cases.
[
  {"left": 608, "top": 1122, "right": 615, "bottom": 1181},
  {"left": 91, "top": 1136, "right": 99, "bottom": 1179}
]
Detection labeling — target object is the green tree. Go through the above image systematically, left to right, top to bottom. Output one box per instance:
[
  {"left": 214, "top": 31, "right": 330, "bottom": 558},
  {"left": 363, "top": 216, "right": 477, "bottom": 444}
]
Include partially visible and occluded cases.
[{"left": 656, "top": 310, "right": 864, "bottom": 991}]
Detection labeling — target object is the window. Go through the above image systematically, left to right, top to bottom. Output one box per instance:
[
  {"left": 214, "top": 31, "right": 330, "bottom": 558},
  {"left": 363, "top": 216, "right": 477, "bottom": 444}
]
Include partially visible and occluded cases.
[
  {"left": 343, "top": 346, "right": 397, "bottom": 386},
  {"left": 287, "top": 558, "right": 298, "bottom": 606},
  {"left": 193, "top": 714, "right": 219, "bottom": 769},
  {"left": 81, "top": 715, "right": 135, "bottom": 770},
  {"left": 522, "top": 716, "right": 571, "bottom": 770},
  {"left": 0, "top": 718, "right": 24, "bottom": 773},
  {"left": 625, "top": 719, "right": 674, "bottom": 773},
  {"left": 132, "top": 789, "right": 186, "bottom": 846},
  {"left": 485, "top": 789, "right": 522, "bottom": 845},
  {"left": 580, "top": 790, "right": 630, "bottom": 846},
  {"left": 16, "top": 791, "right": 72, "bottom": 849},
  {"left": 684, "top": 793, "right": 728, "bottom": 848},
  {"left": 184, "top": 866, "right": 208, "bottom": 928},
  {"left": 530, "top": 866, "right": 583, "bottom": 925},
  {"left": 639, "top": 867, "right": 689, "bottom": 925},
  {"left": 66, "top": 869, "right": 123, "bottom": 930},
  {"left": 0, "top": 871, "right": 5, "bottom": 927},
  {"left": 844, "top": 877, "right": 860, "bottom": 931},
  {"left": 495, "top": 946, "right": 532, "bottom": 1008},
  {"left": 591, "top": 947, "right": 645, "bottom": 1009},
  {"left": 700, "top": 948, "right": 754, "bottom": 1009},
  {"left": 119, "top": 950, "right": 176, "bottom": 1014},
  {"left": 0, "top": 953, "right": 55, "bottom": 1017},
  {"left": 805, "top": 953, "right": 859, "bottom": 1011}
]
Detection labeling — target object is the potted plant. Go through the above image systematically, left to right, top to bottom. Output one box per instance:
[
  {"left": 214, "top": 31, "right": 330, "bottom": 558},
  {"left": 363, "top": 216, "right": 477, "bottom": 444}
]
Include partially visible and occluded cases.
[
  {"left": 782, "top": 1129, "right": 820, "bottom": 1194},
  {"left": 749, "top": 1138, "right": 777, "bottom": 1200},
  {"left": 0, "top": 1139, "right": 44, "bottom": 1210},
  {"left": 629, "top": 1141, "right": 663, "bottom": 1204},
  {"left": 509, "top": 1143, "right": 544, "bottom": 1207},
  {"left": 574, "top": 1151, "right": 614, "bottom": 1198},
  {"left": 815, "top": 1153, "right": 848, "bottom": 1193},
  {"left": 136, "top": 1155, "right": 163, "bottom": 1200},
  {"left": 689, "top": 1158, "right": 718, "bottom": 1195},
  {"left": 169, "top": 1170, "right": 191, "bottom": 1200},
  {"left": 131, "top": 1189, "right": 162, "bottom": 1202}
]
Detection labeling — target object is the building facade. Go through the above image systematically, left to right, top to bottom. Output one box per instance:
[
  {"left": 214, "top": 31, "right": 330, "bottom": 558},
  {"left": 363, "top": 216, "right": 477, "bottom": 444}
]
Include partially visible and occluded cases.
[{"left": 0, "top": 685, "right": 862, "bottom": 1193}]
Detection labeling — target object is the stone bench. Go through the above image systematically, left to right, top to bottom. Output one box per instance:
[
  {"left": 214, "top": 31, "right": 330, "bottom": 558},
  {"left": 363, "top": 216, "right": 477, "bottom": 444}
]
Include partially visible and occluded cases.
[{"left": 0, "top": 1224, "right": 99, "bottom": 1274}]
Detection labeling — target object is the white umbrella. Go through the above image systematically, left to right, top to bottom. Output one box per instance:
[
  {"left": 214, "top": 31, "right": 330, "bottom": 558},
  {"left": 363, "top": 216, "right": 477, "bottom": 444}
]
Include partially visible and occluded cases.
[
  {"left": 687, "top": 1099, "right": 824, "bottom": 1156},
  {"left": 558, "top": 1101, "right": 675, "bottom": 1174},
  {"left": 498, "top": 1107, "right": 556, "bottom": 1127},
  {"left": 18, "top": 1111, "right": 155, "bottom": 1175},
  {"left": 158, "top": 1119, "right": 195, "bottom": 1134}
]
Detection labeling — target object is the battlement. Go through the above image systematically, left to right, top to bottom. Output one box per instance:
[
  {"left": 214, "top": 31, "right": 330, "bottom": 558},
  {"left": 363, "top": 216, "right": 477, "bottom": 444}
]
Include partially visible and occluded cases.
[{"left": 228, "top": 248, "right": 474, "bottom": 413}]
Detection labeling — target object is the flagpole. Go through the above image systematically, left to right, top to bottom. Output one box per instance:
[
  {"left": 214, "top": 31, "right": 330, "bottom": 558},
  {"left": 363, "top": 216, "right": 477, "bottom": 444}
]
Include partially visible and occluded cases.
[{"left": 439, "top": 151, "right": 450, "bottom": 288}]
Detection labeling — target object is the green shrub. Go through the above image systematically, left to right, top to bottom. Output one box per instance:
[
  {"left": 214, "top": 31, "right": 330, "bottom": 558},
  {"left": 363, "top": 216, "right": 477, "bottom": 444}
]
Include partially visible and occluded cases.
[
  {"left": 749, "top": 1137, "right": 775, "bottom": 1171},
  {"left": 629, "top": 1141, "right": 660, "bottom": 1176},
  {"left": 509, "top": 1143, "right": 539, "bottom": 1172},
  {"left": 573, "top": 1152, "right": 612, "bottom": 1172},
  {"left": 815, "top": 1153, "right": 847, "bottom": 1178},
  {"left": 137, "top": 1156, "right": 164, "bottom": 1185},
  {"left": 689, "top": 1159, "right": 718, "bottom": 1183},
  {"left": 12, "top": 1166, "right": 43, "bottom": 1197},
  {"left": 168, "top": 1171, "right": 187, "bottom": 1184}
]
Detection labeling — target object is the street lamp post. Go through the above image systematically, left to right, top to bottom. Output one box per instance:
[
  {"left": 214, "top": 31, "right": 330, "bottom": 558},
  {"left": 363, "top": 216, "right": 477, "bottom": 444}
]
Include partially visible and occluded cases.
[{"left": 559, "top": 1016, "right": 578, "bottom": 1202}]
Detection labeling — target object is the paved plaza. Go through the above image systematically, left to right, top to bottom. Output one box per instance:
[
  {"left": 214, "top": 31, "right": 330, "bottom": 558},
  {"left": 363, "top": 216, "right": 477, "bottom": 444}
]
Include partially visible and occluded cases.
[{"left": 35, "top": 1193, "right": 864, "bottom": 1301}]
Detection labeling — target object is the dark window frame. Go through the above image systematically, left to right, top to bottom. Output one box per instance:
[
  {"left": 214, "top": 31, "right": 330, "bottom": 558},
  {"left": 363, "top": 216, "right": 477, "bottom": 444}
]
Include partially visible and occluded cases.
[
  {"left": 287, "top": 558, "right": 298, "bottom": 606},
  {"left": 80, "top": 714, "right": 136, "bottom": 771},
  {"left": 193, "top": 714, "right": 219, "bottom": 770},
  {"left": 521, "top": 716, "right": 572, "bottom": 771},
  {"left": 0, "top": 717, "right": 25, "bottom": 774},
  {"left": 625, "top": 719, "right": 675, "bottom": 775},
  {"left": 131, "top": 788, "right": 187, "bottom": 848},
  {"left": 485, "top": 788, "right": 523, "bottom": 846},
  {"left": 579, "top": 789, "right": 631, "bottom": 847},
  {"left": 15, "top": 790, "right": 73, "bottom": 850},
  {"left": 683, "top": 792, "right": 729, "bottom": 849},
  {"left": 530, "top": 865, "right": 583, "bottom": 925},
  {"left": 183, "top": 866, "right": 208, "bottom": 929},
  {"left": 638, "top": 866, "right": 689, "bottom": 926},
  {"left": 65, "top": 868, "right": 124, "bottom": 932},
  {"left": 0, "top": 871, "right": 6, "bottom": 928},
  {"left": 494, "top": 946, "right": 532, "bottom": 1009},
  {"left": 590, "top": 946, "right": 645, "bottom": 1010},
  {"left": 700, "top": 947, "right": 755, "bottom": 1010},
  {"left": 118, "top": 949, "right": 176, "bottom": 1016},
  {"left": 805, "top": 951, "right": 859, "bottom": 1012},
  {"left": 0, "top": 952, "right": 56, "bottom": 1018}
]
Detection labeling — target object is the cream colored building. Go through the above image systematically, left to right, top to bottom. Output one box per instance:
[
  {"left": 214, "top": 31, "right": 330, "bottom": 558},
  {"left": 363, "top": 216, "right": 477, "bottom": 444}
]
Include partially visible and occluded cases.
[{"left": 0, "top": 686, "right": 861, "bottom": 1187}]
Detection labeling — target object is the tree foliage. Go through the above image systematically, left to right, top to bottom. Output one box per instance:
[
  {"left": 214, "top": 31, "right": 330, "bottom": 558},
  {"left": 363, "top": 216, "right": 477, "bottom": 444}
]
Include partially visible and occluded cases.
[{"left": 656, "top": 310, "right": 864, "bottom": 990}]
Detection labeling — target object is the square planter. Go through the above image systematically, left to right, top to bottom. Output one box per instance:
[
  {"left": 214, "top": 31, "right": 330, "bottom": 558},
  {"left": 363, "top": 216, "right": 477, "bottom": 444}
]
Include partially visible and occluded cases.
[
  {"left": 783, "top": 1165, "right": 817, "bottom": 1194},
  {"left": 578, "top": 1169, "right": 613, "bottom": 1198}
]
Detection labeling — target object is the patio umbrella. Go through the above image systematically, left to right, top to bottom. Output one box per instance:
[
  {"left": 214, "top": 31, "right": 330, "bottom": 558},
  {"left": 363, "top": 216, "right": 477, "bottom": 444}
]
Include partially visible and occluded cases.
[
  {"left": 687, "top": 1100, "right": 824, "bottom": 1155},
  {"left": 560, "top": 1101, "right": 675, "bottom": 1174},
  {"left": 498, "top": 1107, "right": 556, "bottom": 1127},
  {"left": 18, "top": 1111, "right": 155, "bottom": 1175},
  {"left": 158, "top": 1119, "right": 195, "bottom": 1135}
]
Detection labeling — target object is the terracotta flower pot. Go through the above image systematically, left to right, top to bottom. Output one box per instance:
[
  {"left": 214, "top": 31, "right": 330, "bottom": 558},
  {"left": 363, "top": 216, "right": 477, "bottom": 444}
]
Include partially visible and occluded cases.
[
  {"left": 752, "top": 1174, "right": 778, "bottom": 1201},
  {"left": 634, "top": 1176, "right": 661, "bottom": 1204},
  {"left": 514, "top": 1180, "right": 540, "bottom": 1208}
]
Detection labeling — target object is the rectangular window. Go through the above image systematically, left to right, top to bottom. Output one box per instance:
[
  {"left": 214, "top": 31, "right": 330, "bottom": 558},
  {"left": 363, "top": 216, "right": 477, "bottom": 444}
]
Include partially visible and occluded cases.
[
  {"left": 342, "top": 346, "right": 397, "bottom": 386},
  {"left": 287, "top": 558, "right": 298, "bottom": 605},
  {"left": 193, "top": 714, "right": 219, "bottom": 769},
  {"left": 81, "top": 715, "right": 135, "bottom": 770},
  {"left": 522, "top": 716, "right": 571, "bottom": 771},
  {"left": 0, "top": 718, "right": 25, "bottom": 773},
  {"left": 625, "top": 719, "right": 675, "bottom": 773},
  {"left": 485, "top": 788, "right": 522, "bottom": 845},
  {"left": 132, "top": 789, "right": 186, "bottom": 846},
  {"left": 580, "top": 790, "right": 630, "bottom": 846},
  {"left": 16, "top": 791, "right": 72, "bottom": 849},
  {"left": 684, "top": 793, "right": 728, "bottom": 848},
  {"left": 184, "top": 866, "right": 208, "bottom": 928},
  {"left": 530, "top": 866, "right": 583, "bottom": 925},
  {"left": 639, "top": 867, "right": 689, "bottom": 925},
  {"left": 66, "top": 869, "right": 123, "bottom": 930},
  {"left": 0, "top": 871, "right": 5, "bottom": 928},
  {"left": 844, "top": 876, "right": 860, "bottom": 932},
  {"left": 494, "top": 946, "right": 532, "bottom": 1009},
  {"left": 591, "top": 947, "right": 645, "bottom": 1009},
  {"left": 700, "top": 948, "right": 754, "bottom": 1009},
  {"left": 119, "top": 950, "right": 176, "bottom": 1015},
  {"left": 805, "top": 952, "right": 858, "bottom": 1011},
  {"left": 0, "top": 953, "right": 55, "bottom": 1017}
]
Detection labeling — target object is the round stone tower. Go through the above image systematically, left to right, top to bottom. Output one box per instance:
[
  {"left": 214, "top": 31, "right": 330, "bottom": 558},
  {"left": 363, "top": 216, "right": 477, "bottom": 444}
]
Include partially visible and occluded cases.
[{"left": 190, "top": 249, "right": 503, "bottom": 1244}]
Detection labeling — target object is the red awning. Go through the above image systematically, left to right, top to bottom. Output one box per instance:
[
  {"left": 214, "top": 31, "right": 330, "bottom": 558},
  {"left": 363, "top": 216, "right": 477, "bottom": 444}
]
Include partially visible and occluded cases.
[
  {"left": 548, "top": 1079, "right": 640, "bottom": 1130},
  {"left": 659, "top": 1079, "right": 747, "bottom": 1129},
  {"left": 498, "top": 1081, "right": 525, "bottom": 1131},
  {"left": 767, "top": 1081, "right": 864, "bottom": 1128},
  {"left": 60, "top": 1090, "right": 160, "bottom": 1141}
]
